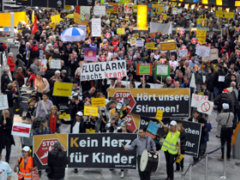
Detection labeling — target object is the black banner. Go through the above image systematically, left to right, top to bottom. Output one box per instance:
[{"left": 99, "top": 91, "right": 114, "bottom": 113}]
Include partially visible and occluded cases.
[
  {"left": 16, "top": 0, "right": 31, "bottom": 6},
  {"left": 139, "top": 116, "right": 202, "bottom": 157},
  {"left": 68, "top": 133, "right": 137, "bottom": 169}
]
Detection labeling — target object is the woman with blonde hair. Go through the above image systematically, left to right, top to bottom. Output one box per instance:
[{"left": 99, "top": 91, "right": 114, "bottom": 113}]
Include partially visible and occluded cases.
[{"left": 47, "top": 105, "right": 61, "bottom": 134}]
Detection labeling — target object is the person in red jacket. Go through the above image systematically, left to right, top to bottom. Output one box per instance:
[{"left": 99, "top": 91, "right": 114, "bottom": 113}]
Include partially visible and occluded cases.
[{"left": 7, "top": 52, "right": 16, "bottom": 77}]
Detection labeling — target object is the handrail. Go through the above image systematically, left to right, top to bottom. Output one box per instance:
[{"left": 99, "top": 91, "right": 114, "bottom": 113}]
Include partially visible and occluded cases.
[{"left": 181, "top": 146, "right": 221, "bottom": 177}]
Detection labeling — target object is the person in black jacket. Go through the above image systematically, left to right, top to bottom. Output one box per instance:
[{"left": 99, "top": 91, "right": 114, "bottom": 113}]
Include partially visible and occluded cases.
[
  {"left": 214, "top": 89, "right": 234, "bottom": 113},
  {"left": 0, "top": 110, "right": 15, "bottom": 163},
  {"left": 61, "top": 111, "right": 86, "bottom": 133},
  {"left": 47, "top": 142, "right": 68, "bottom": 180}
]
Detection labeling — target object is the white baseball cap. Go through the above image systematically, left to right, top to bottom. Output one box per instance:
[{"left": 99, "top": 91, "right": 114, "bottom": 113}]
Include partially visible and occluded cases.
[
  {"left": 76, "top": 111, "right": 83, "bottom": 116},
  {"left": 170, "top": 120, "right": 177, "bottom": 126},
  {"left": 22, "top": 146, "right": 30, "bottom": 152}
]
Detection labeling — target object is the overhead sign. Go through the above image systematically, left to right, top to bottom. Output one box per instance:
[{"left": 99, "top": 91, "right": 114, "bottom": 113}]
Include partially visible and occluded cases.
[
  {"left": 160, "top": 42, "right": 176, "bottom": 51},
  {"left": 80, "top": 60, "right": 127, "bottom": 81},
  {"left": 136, "top": 64, "right": 152, "bottom": 75},
  {"left": 155, "top": 64, "right": 170, "bottom": 77},
  {"left": 53, "top": 82, "right": 73, "bottom": 97},
  {"left": 109, "top": 88, "right": 190, "bottom": 118},
  {"left": 0, "top": 95, "right": 8, "bottom": 110},
  {"left": 11, "top": 122, "right": 31, "bottom": 137},
  {"left": 68, "top": 133, "right": 137, "bottom": 168},
  {"left": 33, "top": 134, "right": 68, "bottom": 169}
]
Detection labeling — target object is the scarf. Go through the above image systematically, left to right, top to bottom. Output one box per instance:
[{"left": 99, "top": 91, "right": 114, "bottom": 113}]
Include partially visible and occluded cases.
[{"left": 50, "top": 114, "right": 57, "bottom": 133}]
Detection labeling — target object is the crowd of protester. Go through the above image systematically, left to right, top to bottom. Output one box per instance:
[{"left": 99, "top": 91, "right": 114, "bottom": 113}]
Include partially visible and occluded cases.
[{"left": 0, "top": 0, "right": 240, "bottom": 179}]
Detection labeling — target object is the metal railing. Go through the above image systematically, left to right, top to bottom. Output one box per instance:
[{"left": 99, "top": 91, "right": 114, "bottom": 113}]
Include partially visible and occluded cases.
[{"left": 181, "top": 145, "right": 226, "bottom": 180}]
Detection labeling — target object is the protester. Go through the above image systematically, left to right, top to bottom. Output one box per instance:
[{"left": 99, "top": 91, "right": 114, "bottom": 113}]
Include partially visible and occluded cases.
[
  {"left": 216, "top": 103, "right": 234, "bottom": 160},
  {"left": 0, "top": 110, "right": 15, "bottom": 163},
  {"left": 124, "top": 129, "right": 156, "bottom": 180},
  {"left": 47, "top": 142, "right": 68, "bottom": 180},
  {"left": 14, "top": 146, "right": 37, "bottom": 180},
  {"left": 0, "top": 155, "right": 12, "bottom": 180}
]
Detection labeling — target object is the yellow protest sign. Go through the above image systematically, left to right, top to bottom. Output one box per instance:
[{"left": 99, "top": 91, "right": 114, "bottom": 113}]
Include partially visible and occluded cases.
[
  {"left": 133, "top": 4, "right": 137, "bottom": 13},
  {"left": 137, "top": 5, "right": 148, "bottom": 30},
  {"left": 215, "top": 10, "right": 223, "bottom": 18},
  {"left": 0, "top": 12, "right": 29, "bottom": 27},
  {"left": 74, "top": 12, "right": 80, "bottom": 24},
  {"left": 224, "top": 12, "right": 234, "bottom": 19},
  {"left": 51, "top": 14, "right": 62, "bottom": 24},
  {"left": 162, "top": 14, "right": 167, "bottom": 20},
  {"left": 117, "top": 28, "right": 125, "bottom": 35},
  {"left": 196, "top": 29, "right": 207, "bottom": 44},
  {"left": 133, "top": 33, "right": 139, "bottom": 39},
  {"left": 129, "top": 38, "right": 136, "bottom": 46},
  {"left": 145, "top": 42, "right": 156, "bottom": 50},
  {"left": 160, "top": 42, "right": 176, "bottom": 51},
  {"left": 53, "top": 82, "right": 73, "bottom": 97},
  {"left": 91, "top": 97, "right": 106, "bottom": 107},
  {"left": 84, "top": 106, "right": 99, "bottom": 117},
  {"left": 156, "top": 110, "right": 163, "bottom": 121},
  {"left": 59, "top": 113, "right": 70, "bottom": 120}
]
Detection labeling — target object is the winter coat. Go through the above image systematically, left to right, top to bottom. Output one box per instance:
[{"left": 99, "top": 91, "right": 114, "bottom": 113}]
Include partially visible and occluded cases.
[{"left": 0, "top": 117, "right": 15, "bottom": 148}]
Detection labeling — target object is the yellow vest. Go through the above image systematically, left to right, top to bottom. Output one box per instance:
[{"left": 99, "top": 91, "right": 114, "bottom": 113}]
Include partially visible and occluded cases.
[{"left": 161, "top": 130, "right": 180, "bottom": 155}]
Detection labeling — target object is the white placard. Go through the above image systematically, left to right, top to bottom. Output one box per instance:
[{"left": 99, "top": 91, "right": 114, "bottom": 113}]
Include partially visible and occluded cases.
[
  {"left": 80, "top": 6, "right": 91, "bottom": 21},
  {"left": 94, "top": 6, "right": 106, "bottom": 16},
  {"left": 172, "top": 8, "right": 177, "bottom": 15},
  {"left": 91, "top": 18, "right": 101, "bottom": 37},
  {"left": 136, "top": 40, "right": 144, "bottom": 47},
  {"left": 196, "top": 45, "right": 210, "bottom": 57},
  {"left": 202, "top": 48, "right": 219, "bottom": 61},
  {"left": 179, "top": 49, "right": 188, "bottom": 57},
  {"left": 50, "top": 59, "right": 61, "bottom": 69},
  {"left": 80, "top": 60, "right": 127, "bottom": 81},
  {"left": 156, "top": 65, "right": 169, "bottom": 76},
  {"left": 218, "top": 76, "right": 225, "bottom": 82},
  {"left": 191, "top": 94, "right": 208, "bottom": 108},
  {"left": 0, "top": 95, "right": 9, "bottom": 110},
  {"left": 197, "top": 100, "right": 214, "bottom": 115},
  {"left": 11, "top": 122, "right": 31, "bottom": 137}
]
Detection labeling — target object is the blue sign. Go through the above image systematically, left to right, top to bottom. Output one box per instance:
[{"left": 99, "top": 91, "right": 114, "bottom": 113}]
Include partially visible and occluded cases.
[
  {"left": 4, "top": 27, "right": 9, "bottom": 32},
  {"left": 146, "top": 121, "right": 159, "bottom": 135}
]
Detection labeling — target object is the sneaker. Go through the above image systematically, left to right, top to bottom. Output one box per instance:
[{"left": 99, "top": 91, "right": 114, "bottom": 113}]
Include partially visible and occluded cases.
[
  {"left": 218, "top": 158, "right": 223, "bottom": 161},
  {"left": 120, "top": 171, "right": 124, "bottom": 178}
]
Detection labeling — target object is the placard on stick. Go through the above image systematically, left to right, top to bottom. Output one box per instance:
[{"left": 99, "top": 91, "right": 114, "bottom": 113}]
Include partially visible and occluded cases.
[
  {"left": 136, "top": 64, "right": 152, "bottom": 75},
  {"left": 155, "top": 64, "right": 170, "bottom": 77},
  {"left": 0, "top": 95, "right": 8, "bottom": 110},
  {"left": 91, "top": 97, "right": 106, "bottom": 107},
  {"left": 84, "top": 106, "right": 98, "bottom": 117},
  {"left": 156, "top": 109, "right": 163, "bottom": 121}
]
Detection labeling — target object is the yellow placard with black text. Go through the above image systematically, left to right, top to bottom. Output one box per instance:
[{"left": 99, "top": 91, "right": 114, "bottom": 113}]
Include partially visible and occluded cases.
[
  {"left": 196, "top": 29, "right": 207, "bottom": 44},
  {"left": 145, "top": 42, "right": 156, "bottom": 50},
  {"left": 160, "top": 42, "right": 176, "bottom": 51},
  {"left": 53, "top": 82, "right": 73, "bottom": 97},
  {"left": 91, "top": 97, "right": 106, "bottom": 107},
  {"left": 84, "top": 106, "right": 98, "bottom": 117},
  {"left": 156, "top": 109, "right": 163, "bottom": 121}
]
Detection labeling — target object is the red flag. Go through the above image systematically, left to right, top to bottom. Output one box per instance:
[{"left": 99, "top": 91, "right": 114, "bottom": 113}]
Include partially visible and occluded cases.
[{"left": 31, "top": 15, "right": 38, "bottom": 34}]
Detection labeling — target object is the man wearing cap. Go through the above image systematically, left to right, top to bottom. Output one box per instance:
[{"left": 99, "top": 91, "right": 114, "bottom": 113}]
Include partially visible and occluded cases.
[
  {"left": 216, "top": 103, "right": 234, "bottom": 161},
  {"left": 160, "top": 120, "right": 180, "bottom": 180},
  {"left": 14, "top": 146, "right": 37, "bottom": 180},
  {"left": 0, "top": 155, "right": 12, "bottom": 180}
]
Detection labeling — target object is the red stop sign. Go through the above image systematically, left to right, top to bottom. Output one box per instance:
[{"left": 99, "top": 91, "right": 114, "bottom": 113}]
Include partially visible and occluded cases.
[
  {"left": 105, "top": 33, "right": 111, "bottom": 39},
  {"left": 191, "top": 38, "right": 197, "bottom": 44},
  {"left": 113, "top": 91, "right": 136, "bottom": 112},
  {"left": 124, "top": 115, "right": 137, "bottom": 133},
  {"left": 35, "top": 139, "right": 59, "bottom": 165}
]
